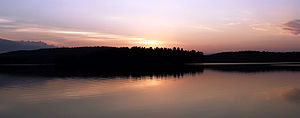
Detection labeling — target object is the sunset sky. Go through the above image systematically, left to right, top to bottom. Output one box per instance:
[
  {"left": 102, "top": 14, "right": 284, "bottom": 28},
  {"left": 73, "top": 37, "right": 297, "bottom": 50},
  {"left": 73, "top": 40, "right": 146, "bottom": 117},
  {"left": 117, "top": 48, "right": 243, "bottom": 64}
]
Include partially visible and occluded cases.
[{"left": 0, "top": 0, "right": 300, "bottom": 53}]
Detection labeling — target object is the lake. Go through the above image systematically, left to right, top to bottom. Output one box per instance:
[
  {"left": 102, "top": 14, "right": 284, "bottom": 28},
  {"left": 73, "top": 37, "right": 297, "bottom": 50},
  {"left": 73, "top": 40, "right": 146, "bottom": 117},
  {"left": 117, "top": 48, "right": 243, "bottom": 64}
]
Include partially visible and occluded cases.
[{"left": 0, "top": 64, "right": 300, "bottom": 118}]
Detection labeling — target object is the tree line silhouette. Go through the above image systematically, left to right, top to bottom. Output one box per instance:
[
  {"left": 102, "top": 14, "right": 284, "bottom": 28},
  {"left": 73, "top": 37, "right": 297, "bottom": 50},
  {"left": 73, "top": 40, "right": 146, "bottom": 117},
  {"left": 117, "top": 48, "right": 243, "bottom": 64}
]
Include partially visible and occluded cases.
[
  {"left": 0, "top": 46, "right": 204, "bottom": 66},
  {"left": 1, "top": 48, "right": 300, "bottom": 67},
  {"left": 205, "top": 51, "right": 300, "bottom": 62}
]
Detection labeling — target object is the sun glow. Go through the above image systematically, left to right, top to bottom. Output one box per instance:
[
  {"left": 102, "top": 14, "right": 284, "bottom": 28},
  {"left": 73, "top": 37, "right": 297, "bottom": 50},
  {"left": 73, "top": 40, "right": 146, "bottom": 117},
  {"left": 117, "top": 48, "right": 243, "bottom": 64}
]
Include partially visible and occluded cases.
[{"left": 135, "top": 40, "right": 162, "bottom": 47}]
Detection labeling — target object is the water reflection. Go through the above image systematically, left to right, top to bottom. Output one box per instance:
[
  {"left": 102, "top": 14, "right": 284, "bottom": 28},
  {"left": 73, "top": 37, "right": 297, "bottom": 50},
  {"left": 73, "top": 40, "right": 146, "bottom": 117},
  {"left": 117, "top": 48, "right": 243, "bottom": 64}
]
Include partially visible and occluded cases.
[
  {"left": 204, "top": 63, "right": 300, "bottom": 73},
  {"left": 0, "top": 64, "right": 300, "bottom": 118},
  {"left": 0, "top": 65, "right": 204, "bottom": 78},
  {"left": 0, "top": 78, "right": 168, "bottom": 103},
  {"left": 279, "top": 88, "right": 300, "bottom": 103}
]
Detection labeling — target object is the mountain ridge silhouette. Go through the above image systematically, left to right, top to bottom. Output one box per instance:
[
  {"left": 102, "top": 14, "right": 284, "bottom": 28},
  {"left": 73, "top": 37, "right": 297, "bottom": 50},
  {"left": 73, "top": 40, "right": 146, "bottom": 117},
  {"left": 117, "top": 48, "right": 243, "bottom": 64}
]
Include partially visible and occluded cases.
[{"left": 0, "top": 38, "right": 56, "bottom": 53}]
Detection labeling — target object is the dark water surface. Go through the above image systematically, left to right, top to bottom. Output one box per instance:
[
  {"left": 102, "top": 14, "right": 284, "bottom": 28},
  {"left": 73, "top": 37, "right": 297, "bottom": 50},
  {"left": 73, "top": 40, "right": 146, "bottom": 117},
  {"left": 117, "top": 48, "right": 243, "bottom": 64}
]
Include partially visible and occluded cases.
[{"left": 1, "top": 64, "right": 300, "bottom": 118}]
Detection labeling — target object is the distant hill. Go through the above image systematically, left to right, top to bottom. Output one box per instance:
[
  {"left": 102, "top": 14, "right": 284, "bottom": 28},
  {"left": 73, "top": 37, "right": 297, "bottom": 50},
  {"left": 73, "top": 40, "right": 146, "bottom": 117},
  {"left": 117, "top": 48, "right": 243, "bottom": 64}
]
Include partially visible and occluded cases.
[
  {"left": 0, "top": 38, "right": 56, "bottom": 53},
  {"left": 0, "top": 47, "right": 204, "bottom": 66},
  {"left": 205, "top": 51, "right": 300, "bottom": 62}
]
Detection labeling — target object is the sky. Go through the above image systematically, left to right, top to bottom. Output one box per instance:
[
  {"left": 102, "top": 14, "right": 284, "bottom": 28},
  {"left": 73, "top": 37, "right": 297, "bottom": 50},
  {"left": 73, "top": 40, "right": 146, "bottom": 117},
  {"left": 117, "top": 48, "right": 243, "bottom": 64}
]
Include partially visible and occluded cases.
[{"left": 0, "top": 0, "right": 300, "bottom": 53}]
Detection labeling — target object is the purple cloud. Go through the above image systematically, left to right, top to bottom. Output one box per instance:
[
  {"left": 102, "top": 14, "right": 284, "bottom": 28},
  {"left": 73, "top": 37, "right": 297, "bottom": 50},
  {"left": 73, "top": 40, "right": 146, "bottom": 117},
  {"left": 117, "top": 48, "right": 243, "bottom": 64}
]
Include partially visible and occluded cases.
[{"left": 282, "top": 20, "right": 300, "bottom": 35}]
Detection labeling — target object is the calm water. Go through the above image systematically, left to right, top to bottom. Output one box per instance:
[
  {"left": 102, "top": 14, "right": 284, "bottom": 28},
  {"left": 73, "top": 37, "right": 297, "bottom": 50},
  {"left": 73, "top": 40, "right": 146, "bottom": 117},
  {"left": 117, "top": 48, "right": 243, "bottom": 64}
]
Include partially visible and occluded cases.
[{"left": 1, "top": 65, "right": 300, "bottom": 118}]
